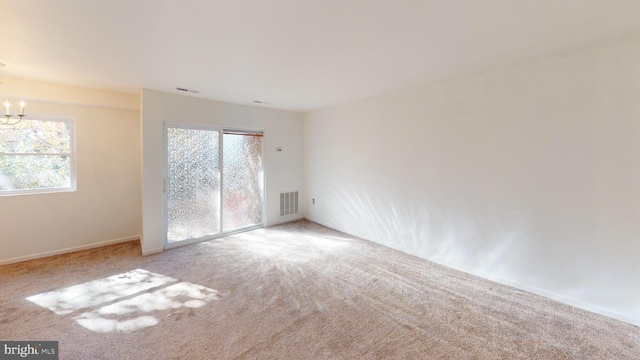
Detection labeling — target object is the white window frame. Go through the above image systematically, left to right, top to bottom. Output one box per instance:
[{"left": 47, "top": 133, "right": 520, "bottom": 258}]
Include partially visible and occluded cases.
[{"left": 0, "top": 115, "right": 77, "bottom": 196}]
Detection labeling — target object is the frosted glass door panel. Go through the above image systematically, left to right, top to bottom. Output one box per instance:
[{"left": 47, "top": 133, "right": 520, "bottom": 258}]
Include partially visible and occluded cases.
[
  {"left": 167, "top": 128, "right": 221, "bottom": 243},
  {"left": 223, "top": 133, "right": 263, "bottom": 231}
]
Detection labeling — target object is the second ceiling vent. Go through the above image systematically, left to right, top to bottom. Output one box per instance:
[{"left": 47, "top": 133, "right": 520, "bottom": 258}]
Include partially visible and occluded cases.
[{"left": 176, "top": 87, "right": 201, "bottom": 94}]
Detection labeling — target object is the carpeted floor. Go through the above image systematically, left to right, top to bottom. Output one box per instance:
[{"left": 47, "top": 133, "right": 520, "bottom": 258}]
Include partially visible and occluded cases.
[{"left": 1, "top": 220, "right": 638, "bottom": 359}]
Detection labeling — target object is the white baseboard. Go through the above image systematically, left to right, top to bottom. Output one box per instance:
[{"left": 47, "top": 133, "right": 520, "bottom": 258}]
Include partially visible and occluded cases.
[
  {"left": 267, "top": 215, "right": 305, "bottom": 227},
  {"left": 304, "top": 216, "right": 331, "bottom": 228},
  {"left": 302, "top": 217, "right": 640, "bottom": 327},
  {"left": 0, "top": 235, "right": 141, "bottom": 266},
  {"left": 142, "top": 247, "right": 164, "bottom": 256},
  {"left": 441, "top": 261, "right": 640, "bottom": 328}
]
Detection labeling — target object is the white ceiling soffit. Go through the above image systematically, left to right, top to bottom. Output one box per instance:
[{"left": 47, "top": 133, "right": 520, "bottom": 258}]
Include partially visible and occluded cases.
[{"left": 1, "top": 0, "right": 640, "bottom": 112}]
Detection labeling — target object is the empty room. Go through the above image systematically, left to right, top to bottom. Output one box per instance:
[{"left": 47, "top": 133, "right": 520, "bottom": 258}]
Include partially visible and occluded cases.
[{"left": 1, "top": 1, "right": 639, "bottom": 359}]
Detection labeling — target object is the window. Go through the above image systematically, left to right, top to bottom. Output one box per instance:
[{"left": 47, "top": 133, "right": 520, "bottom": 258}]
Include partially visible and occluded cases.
[{"left": 0, "top": 117, "right": 75, "bottom": 195}]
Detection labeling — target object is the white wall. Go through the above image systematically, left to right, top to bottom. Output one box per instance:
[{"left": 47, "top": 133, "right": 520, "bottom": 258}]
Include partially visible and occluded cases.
[
  {"left": 304, "top": 35, "right": 640, "bottom": 326},
  {"left": 0, "top": 77, "right": 141, "bottom": 264},
  {"left": 141, "top": 89, "right": 304, "bottom": 255}
]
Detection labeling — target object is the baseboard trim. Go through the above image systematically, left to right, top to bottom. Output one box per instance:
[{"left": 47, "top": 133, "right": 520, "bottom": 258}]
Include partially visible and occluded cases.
[
  {"left": 267, "top": 215, "right": 305, "bottom": 227},
  {"left": 304, "top": 216, "right": 330, "bottom": 228},
  {"left": 302, "top": 217, "right": 640, "bottom": 328},
  {"left": 0, "top": 235, "right": 141, "bottom": 266},
  {"left": 142, "top": 247, "right": 164, "bottom": 256},
  {"left": 439, "top": 262, "right": 640, "bottom": 328}
]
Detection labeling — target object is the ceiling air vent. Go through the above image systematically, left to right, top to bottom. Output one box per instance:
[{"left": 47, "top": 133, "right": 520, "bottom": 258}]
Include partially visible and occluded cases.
[{"left": 176, "top": 87, "right": 201, "bottom": 94}]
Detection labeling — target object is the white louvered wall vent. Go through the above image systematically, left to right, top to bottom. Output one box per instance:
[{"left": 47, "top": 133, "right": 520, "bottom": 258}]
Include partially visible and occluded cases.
[{"left": 280, "top": 191, "right": 299, "bottom": 216}]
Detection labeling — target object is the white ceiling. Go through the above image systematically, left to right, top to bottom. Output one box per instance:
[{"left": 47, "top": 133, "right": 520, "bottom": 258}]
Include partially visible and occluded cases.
[{"left": 1, "top": 0, "right": 640, "bottom": 112}]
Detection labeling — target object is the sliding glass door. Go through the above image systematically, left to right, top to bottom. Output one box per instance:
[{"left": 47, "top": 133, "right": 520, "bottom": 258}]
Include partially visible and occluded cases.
[
  {"left": 164, "top": 125, "right": 263, "bottom": 247},
  {"left": 166, "top": 127, "right": 221, "bottom": 244},
  {"left": 222, "top": 131, "right": 263, "bottom": 232}
]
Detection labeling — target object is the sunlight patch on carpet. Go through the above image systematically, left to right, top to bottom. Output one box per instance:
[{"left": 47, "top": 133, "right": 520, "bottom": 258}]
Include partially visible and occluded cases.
[
  {"left": 235, "top": 232, "right": 352, "bottom": 261},
  {"left": 26, "top": 269, "right": 218, "bottom": 333},
  {"left": 26, "top": 269, "right": 177, "bottom": 315},
  {"left": 74, "top": 282, "right": 218, "bottom": 333}
]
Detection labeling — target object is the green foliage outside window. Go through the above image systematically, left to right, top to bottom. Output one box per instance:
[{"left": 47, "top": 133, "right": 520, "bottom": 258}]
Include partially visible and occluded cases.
[{"left": 0, "top": 119, "right": 73, "bottom": 192}]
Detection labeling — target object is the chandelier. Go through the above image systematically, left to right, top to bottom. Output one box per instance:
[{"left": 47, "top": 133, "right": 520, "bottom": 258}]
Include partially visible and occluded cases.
[{"left": 2, "top": 99, "right": 25, "bottom": 125}]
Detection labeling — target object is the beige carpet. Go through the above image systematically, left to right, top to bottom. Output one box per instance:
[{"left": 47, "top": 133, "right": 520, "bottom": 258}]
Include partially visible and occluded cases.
[{"left": 1, "top": 220, "right": 638, "bottom": 359}]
